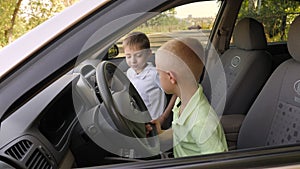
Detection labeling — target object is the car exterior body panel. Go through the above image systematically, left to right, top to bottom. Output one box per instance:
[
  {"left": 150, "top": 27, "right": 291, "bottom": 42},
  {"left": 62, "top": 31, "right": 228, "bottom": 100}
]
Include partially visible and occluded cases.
[{"left": 0, "top": 0, "right": 299, "bottom": 168}]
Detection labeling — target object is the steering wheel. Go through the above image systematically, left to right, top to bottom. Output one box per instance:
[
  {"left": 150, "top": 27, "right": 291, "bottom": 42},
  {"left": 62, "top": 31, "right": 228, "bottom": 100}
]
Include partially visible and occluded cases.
[{"left": 95, "top": 61, "right": 159, "bottom": 158}]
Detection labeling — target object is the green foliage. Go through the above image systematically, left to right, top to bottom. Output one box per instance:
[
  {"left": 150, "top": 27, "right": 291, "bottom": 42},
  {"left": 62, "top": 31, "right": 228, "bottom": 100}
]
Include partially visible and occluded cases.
[
  {"left": 0, "top": 0, "right": 78, "bottom": 48},
  {"left": 0, "top": 0, "right": 18, "bottom": 46},
  {"left": 238, "top": 0, "right": 300, "bottom": 42},
  {"left": 145, "top": 9, "right": 178, "bottom": 27}
]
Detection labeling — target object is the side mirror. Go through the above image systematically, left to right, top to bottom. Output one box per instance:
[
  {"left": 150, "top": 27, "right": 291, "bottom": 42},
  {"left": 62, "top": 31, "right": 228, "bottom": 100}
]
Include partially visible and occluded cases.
[{"left": 107, "top": 44, "right": 119, "bottom": 59}]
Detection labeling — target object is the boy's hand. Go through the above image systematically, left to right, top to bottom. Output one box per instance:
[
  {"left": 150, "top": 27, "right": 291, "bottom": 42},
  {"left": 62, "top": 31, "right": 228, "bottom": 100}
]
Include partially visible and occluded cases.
[{"left": 146, "top": 119, "right": 163, "bottom": 137}]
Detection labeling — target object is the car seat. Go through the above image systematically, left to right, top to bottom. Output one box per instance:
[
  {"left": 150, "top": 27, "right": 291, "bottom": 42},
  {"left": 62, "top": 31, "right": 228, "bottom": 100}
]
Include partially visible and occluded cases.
[
  {"left": 237, "top": 15, "right": 300, "bottom": 149},
  {"left": 202, "top": 18, "right": 272, "bottom": 149}
]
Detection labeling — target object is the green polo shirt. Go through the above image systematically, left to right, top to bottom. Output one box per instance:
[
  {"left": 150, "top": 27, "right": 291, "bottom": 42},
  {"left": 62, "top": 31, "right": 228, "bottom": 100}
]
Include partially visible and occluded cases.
[{"left": 172, "top": 85, "right": 228, "bottom": 158}]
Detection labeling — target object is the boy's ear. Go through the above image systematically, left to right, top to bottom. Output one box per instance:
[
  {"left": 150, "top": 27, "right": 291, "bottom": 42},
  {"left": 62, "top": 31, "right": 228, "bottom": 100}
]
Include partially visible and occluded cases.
[
  {"left": 146, "top": 49, "right": 152, "bottom": 57},
  {"left": 166, "top": 71, "right": 177, "bottom": 84}
]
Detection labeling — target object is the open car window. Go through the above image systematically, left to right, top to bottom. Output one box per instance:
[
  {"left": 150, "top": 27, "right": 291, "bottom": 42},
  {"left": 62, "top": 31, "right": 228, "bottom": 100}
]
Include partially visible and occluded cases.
[{"left": 109, "top": 1, "right": 221, "bottom": 60}]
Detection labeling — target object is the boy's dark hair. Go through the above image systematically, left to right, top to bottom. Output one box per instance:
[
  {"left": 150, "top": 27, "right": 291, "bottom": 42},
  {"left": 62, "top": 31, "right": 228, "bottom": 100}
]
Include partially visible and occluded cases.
[{"left": 122, "top": 32, "right": 150, "bottom": 50}]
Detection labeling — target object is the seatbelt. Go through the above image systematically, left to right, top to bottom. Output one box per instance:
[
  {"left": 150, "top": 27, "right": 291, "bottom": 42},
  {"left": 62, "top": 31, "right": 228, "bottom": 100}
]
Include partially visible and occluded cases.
[{"left": 217, "top": 27, "right": 230, "bottom": 54}]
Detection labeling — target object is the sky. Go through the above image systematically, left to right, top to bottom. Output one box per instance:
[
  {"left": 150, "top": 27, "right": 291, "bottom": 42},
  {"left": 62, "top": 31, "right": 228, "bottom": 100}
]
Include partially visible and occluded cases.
[{"left": 175, "top": 1, "right": 220, "bottom": 18}]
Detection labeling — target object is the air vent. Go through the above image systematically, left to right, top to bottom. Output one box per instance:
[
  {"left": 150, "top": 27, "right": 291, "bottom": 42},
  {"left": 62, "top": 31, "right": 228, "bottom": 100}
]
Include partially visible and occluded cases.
[
  {"left": 5, "top": 140, "right": 33, "bottom": 160},
  {"left": 26, "top": 149, "right": 52, "bottom": 169}
]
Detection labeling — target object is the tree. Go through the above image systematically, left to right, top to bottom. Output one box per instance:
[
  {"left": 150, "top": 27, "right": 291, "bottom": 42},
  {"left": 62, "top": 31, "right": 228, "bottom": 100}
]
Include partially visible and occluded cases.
[
  {"left": 0, "top": 0, "right": 78, "bottom": 48},
  {"left": 0, "top": 0, "right": 19, "bottom": 46},
  {"left": 3, "top": 0, "right": 22, "bottom": 44},
  {"left": 239, "top": 0, "right": 300, "bottom": 41},
  {"left": 135, "top": 8, "right": 185, "bottom": 33},
  {"left": 145, "top": 8, "right": 178, "bottom": 27}
]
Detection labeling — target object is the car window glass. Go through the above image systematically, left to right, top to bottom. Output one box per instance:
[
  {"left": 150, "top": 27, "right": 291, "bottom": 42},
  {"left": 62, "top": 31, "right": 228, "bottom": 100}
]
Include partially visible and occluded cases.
[
  {"left": 234, "top": 0, "right": 300, "bottom": 44},
  {"left": 102, "top": 1, "right": 228, "bottom": 158},
  {"left": 111, "top": 1, "right": 221, "bottom": 59}
]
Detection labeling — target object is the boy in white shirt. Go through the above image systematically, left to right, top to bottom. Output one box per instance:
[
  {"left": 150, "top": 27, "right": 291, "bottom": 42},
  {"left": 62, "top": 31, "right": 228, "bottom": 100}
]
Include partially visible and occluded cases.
[{"left": 122, "top": 32, "right": 167, "bottom": 120}]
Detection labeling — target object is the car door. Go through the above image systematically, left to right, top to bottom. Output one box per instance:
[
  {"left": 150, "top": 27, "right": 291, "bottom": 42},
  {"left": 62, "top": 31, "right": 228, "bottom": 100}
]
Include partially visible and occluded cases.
[{"left": 1, "top": 0, "right": 300, "bottom": 168}]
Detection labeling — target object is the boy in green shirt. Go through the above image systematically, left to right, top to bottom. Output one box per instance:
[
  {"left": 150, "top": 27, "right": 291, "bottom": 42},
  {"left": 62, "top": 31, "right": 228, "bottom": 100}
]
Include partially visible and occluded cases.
[{"left": 148, "top": 37, "right": 228, "bottom": 157}]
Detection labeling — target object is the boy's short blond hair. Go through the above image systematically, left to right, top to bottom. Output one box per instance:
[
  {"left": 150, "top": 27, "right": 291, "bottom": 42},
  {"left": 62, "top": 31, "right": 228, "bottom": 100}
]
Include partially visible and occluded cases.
[
  {"left": 122, "top": 32, "right": 150, "bottom": 50},
  {"left": 156, "top": 38, "right": 204, "bottom": 81}
]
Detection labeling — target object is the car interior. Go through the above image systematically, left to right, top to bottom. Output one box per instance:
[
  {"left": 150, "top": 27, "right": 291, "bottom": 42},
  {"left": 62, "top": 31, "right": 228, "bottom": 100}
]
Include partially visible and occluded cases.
[
  {"left": 0, "top": 0, "right": 300, "bottom": 169},
  {"left": 72, "top": 8, "right": 300, "bottom": 168},
  {"left": 76, "top": 12, "right": 300, "bottom": 168}
]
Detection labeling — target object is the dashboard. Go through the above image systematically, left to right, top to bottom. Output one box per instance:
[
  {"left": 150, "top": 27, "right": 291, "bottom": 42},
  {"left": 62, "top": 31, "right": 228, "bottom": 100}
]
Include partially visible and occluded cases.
[
  {"left": 0, "top": 60, "right": 151, "bottom": 168},
  {"left": 0, "top": 74, "right": 80, "bottom": 169}
]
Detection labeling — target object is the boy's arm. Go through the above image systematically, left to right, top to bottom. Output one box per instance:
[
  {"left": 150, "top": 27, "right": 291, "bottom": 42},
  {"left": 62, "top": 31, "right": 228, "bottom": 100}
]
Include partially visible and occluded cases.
[
  {"left": 148, "top": 73, "right": 167, "bottom": 119},
  {"left": 158, "top": 94, "right": 176, "bottom": 125},
  {"left": 146, "top": 120, "right": 173, "bottom": 151},
  {"left": 158, "top": 128, "right": 173, "bottom": 150}
]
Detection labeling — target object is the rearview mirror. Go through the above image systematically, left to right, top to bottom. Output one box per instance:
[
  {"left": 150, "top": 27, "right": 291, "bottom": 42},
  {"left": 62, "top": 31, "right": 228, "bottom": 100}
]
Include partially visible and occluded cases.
[{"left": 107, "top": 44, "right": 119, "bottom": 59}]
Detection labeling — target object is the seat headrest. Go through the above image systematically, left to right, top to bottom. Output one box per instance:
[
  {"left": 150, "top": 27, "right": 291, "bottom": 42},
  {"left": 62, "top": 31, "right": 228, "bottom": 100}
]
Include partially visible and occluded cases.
[
  {"left": 287, "top": 15, "right": 300, "bottom": 62},
  {"left": 233, "top": 18, "right": 267, "bottom": 50}
]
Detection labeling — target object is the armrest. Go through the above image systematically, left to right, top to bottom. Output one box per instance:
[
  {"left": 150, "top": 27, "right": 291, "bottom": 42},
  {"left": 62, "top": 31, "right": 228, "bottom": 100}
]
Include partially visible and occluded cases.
[{"left": 221, "top": 114, "right": 245, "bottom": 150}]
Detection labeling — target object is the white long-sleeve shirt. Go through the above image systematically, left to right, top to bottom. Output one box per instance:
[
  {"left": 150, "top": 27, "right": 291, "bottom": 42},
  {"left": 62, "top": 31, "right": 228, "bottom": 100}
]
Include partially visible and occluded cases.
[{"left": 127, "top": 63, "right": 166, "bottom": 119}]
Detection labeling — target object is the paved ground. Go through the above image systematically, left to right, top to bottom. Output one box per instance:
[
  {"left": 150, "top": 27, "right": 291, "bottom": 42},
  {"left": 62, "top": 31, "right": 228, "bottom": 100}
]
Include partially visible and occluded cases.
[{"left": 148, "top": 29, "right": 210, "bottom": 52}]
